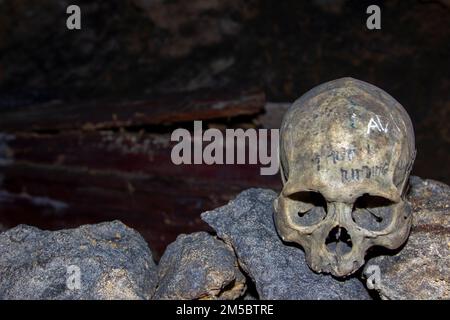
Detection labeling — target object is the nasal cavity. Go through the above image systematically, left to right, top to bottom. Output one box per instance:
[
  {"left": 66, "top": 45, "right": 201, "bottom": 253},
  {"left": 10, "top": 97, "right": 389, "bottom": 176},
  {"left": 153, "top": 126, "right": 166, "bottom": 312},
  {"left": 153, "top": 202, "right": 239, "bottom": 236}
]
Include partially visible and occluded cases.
[{"left": 325, "top": 226, "right": 353, "bottom": 255}]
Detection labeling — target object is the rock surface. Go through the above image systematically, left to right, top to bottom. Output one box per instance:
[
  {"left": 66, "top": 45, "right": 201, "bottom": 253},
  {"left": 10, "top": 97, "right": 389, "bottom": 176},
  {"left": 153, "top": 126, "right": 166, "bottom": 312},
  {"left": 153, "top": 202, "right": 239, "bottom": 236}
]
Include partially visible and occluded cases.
[
  {"left": 364, "top": 176, "right": 450, "bottom": 300},
  {"left": 202, "top": 188, "right": 371, "bottom": 300},
  {"left": 0, "top": 221, "right": 157, "bottom": 300},
  {"left": 154, "top": 232, "right": 246, "bottom": 300}
]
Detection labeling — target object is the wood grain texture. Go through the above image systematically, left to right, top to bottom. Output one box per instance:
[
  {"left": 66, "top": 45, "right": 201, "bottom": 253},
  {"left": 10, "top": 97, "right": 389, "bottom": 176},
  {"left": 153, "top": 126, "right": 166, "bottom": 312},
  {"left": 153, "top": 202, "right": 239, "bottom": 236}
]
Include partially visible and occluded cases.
[{"left": 0, "top": 90, "right": 280, "bottom": 257}]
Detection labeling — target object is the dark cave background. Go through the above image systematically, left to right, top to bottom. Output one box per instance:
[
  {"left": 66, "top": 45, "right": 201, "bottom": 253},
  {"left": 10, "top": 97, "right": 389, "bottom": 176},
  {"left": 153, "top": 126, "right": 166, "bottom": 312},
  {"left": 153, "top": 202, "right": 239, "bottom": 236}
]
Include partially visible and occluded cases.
[{"left": 0, "top": 0, "right": 448, "bottom": 257}]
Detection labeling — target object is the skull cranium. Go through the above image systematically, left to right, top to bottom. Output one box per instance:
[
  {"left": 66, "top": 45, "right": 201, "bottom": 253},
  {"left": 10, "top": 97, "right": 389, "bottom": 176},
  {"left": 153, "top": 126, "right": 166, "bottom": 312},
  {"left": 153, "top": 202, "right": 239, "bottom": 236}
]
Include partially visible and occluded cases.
[{"left": 274, "top": 78, "right": 416, "bottom": 277}]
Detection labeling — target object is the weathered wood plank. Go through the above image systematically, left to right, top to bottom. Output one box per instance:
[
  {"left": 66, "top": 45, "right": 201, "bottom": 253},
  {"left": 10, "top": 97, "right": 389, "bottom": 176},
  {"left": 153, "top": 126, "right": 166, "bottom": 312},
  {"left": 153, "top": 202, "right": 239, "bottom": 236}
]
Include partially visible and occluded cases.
[
  {"left": 0, "top": 88, "right": 265, "bottom": 132},
  {"left": 0, "top": 130, "right": 281, "bottom": 257},
  {"left": 5, "top": 130, "right": 280, "bottom": 183}
]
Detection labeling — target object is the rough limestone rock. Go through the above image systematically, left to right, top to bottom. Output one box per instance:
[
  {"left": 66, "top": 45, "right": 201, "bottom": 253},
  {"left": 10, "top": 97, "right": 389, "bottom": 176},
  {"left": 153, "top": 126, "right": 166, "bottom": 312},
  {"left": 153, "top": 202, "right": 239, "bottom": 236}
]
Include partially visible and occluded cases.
[
  {"left": 364, "top": 176, "right": 450, "bottom": 300},
  {"left": 202, "top": 189, "right": 371, "bottom": 300},
  {"left": 0, "top": 221, "right": 157, "bottom": 300},
  {"left": 154, "top": 232, "right": 246, "bottom": 300}
]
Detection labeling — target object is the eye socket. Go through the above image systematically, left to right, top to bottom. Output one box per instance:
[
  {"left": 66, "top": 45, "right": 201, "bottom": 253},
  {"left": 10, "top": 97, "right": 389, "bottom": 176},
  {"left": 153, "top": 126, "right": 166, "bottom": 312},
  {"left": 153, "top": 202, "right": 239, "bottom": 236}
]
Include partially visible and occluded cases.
[
  {"left": 288, "top": 191, "right": 327, "bottom": 226},
  {"left": 352, "top": 194, "right": 394, "bottom": 231}
]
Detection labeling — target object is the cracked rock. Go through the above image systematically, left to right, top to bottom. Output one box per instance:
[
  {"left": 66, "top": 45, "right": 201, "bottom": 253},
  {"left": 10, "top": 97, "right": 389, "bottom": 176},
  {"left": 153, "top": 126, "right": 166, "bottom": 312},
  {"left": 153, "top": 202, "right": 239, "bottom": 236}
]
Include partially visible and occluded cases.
[
  {"left": 364, "top": 176, "right": 450, "bottom": 300},
  {"left": 202, "top": 188, "right": 371, "bottom": 300},
  {"left": 0, "top": 221, "right": 157, "bottom": 300},
  {"left": 154, "top": 232, "right": 246, "bottom": 300}
]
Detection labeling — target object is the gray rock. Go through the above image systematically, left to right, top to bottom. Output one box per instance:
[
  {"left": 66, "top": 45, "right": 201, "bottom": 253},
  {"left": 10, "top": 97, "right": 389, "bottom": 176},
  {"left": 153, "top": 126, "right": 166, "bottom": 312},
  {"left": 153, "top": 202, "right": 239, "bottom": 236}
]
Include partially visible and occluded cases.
[
  {"left": 364, "top": 177, "right": 450, "bottom": 300},
  {"left": 202, "top": 188, "right": 371, "bottom": 300},
  {"left": 0, "top": 220, "right": 157, "bottom": 300},
  {"left": 154, "top": 232, "right": 246, "bottom": 300}
]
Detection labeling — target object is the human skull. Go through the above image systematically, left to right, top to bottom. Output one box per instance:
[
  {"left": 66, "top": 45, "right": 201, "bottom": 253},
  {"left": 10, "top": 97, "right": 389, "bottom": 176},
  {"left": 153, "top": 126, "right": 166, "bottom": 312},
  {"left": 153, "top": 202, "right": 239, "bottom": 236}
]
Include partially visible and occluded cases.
[{"left": 274, "top": 78, "right": 416, "bottom": 277}]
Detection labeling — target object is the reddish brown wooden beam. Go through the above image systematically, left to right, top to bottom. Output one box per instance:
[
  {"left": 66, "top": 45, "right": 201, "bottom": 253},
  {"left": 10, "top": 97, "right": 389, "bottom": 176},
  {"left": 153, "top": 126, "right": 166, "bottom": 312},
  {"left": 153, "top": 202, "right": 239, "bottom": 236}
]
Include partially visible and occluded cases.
[
  {"left": 0, "top": 88, "right": 265, "bottom": 133},
  {"left": 0, "top": 130, "right": 281, "bottom": 257},
  {"left": 5, "top": 130, "right": 281, "bottom": 185}
]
